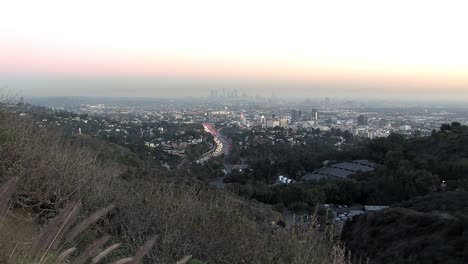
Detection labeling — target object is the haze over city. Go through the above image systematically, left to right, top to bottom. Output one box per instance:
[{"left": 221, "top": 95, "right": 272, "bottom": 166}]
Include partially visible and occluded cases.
[
  {"left": 1, "top": 0, "right": 467, "bottom": 101},
  {"left": 3, "top": 1, "right": 468, "bottom": 263}
]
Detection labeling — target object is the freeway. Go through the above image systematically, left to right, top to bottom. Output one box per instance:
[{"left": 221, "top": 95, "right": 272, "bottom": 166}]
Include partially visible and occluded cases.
[{"left": 196, "top": 123, "right": 231, "bottom": 164}]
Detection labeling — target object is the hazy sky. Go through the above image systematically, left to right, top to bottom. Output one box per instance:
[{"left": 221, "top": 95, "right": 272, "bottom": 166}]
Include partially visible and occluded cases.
[{"left": 1, "top": 0, "right": 467, "bottom": 100}]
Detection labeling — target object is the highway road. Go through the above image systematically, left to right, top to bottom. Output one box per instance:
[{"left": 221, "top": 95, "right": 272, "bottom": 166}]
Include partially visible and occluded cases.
[{"left": 196, "top": 123, "right": 231, "bottom": 164}]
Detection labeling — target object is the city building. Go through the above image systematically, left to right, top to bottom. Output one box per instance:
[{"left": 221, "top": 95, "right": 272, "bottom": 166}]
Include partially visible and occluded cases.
[
  {"left": 291, "top": 109, "right": 302, "bottom": 122},
  {"left": 311, "top": 109, "right": 318, "bottom": 120},
  {"left": 240, "top": 113, "right": 247, "bottom": 126},
  {"left": 358, "top": 115, "right": 368, "bottom": 126},
  {"left": 279, "top": 118, "right": 289, "bottom": 128},
  {"left": 267, "top": 119, "right": 281, "bottom": 128},
  {"left": 301, "top": 160, "right": 379, "bottom": 181}
]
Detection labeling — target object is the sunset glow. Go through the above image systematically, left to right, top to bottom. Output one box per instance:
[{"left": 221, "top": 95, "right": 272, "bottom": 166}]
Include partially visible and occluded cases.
[{"left": 1, "top": 0, "right": 467, "bottom": 98}]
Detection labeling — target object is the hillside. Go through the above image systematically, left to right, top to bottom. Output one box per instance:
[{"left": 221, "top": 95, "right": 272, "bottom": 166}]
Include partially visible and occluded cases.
[
  {"left": 0, "top": 107, "right": 348, "bottom": 263},
  {"left": 335, "top": 123, "right": 468, "bottom": 205},
  {"left": 341, "top": 124, "right": 468, "bottom": 263},
  {"left": 342, "top": 197, "right": 468, "bottom": 264}
]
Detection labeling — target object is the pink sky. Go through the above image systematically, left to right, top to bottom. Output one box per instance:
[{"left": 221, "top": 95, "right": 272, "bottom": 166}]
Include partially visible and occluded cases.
[
  {"left": 1, "top": 1, "right": 467, "bottom": 99},
  {"left": 3, "top": 43, "right": 467, "bottom": 94}
]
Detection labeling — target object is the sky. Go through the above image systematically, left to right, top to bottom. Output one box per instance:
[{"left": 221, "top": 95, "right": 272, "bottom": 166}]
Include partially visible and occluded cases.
[{"left": 1, "top": 0, "right": 467, "bottom": 100}]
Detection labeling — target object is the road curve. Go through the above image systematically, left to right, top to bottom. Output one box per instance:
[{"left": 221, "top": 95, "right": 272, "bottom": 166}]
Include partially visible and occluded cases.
[{"left": 196, "top": 123, "right": 231, "bottom": 163}]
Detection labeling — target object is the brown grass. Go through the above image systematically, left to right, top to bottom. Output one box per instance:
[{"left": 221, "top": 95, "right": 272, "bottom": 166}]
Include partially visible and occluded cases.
[
  {"left": 0, "top": 177, "right": 17, "bottom": 216},
  {"left": 0, "top": 178, "right": 160, "bottom": 264},
  {"left": 30, "top": 202, "right": 81, "bottom": 258},
  {"left": 66, "top": 204, "right": 114, "bottom": 243},
  {"left": 71, "top": 234, "right": 111, "bottom": 264},
  {"left": 131, "top": 235, "right": 157, "bottom": 264},
  {"left": 92, "top": 243, "right": 121, "bottom": 264},
  {"left": 54, "top": 247, "right": 76, "bottom": 264},
  {"left": 175, "top": 255, "right": 192, "bottom": 264},
  {"left": 113, "top": 258, "right": 133, "bottom": 264}
]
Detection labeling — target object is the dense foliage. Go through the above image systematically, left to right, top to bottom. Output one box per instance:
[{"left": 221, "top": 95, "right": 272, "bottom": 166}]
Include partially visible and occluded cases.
[
  {"left": 232, "top": 123, "right": 468, "bottom": 212},
  {"left": 349, "top": 123, "right": 468, "bottom": 205},
  {"left": 341, "top": 124, "right": 468, "bottom": 263},
  {"left": 342, "top": 192, "right": 468, "bottom": 264}
]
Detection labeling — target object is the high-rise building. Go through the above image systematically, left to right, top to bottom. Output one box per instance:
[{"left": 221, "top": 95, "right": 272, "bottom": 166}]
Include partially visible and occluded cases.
[
  {"left": 291, "top": 109, "right": 302, "bottom": 122},
  {"left": 311, "top": 109, "right": 318, "bottom": 120},
  {"left": 240, "top": 112, "right": 247, "bottom": 126},
  {"left": 358, "top": 115, "right": 368, "bottom": 126},
  {"left": 279, "top": 118, "right": 289, "bottom": 128},
  {"left": 266, "top": 120, "right": 274, "bottom": 128}
]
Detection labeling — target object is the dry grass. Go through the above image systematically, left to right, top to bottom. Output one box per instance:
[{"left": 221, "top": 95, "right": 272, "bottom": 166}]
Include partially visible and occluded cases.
[
  {"left": 0, "top": 109, "right": 120, "bottom": 216},
  {"left": 0, "top": 177, "right": 17, "bottom": 216},
  {"left": 0, "top": 180, "right": 157, "bottom": 264},
  {"left": 30, "top": 201, "right": 81, "bottom": 259},
  {"left": 66, "top": 204, "right": 115, "bottom": 243},
  {"left": 72, "top": 234, "right": 111, "bottom": 264},
  {"left": 130, "top": 235, "right": 157, "bottom": 264},
  {"left": 92, "top": 243, "right": 121, "bottom": 263},
  {"left": 54, "top": 247, "right": 76, "bottom": 264},
  {"left": 175, "top": 255, "right": 192, "bottom": 264}
]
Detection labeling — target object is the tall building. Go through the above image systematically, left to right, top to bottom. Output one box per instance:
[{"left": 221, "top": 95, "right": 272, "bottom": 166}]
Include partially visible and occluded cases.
[
  {"left": 291, "top": 109, "right": 302, "bottom": 122},
  {"left": 311, "top": 109, "right": 318, "bottom": 120},
  {"left": 240, "top": 112, "right": 247, "bottom": 126},
  {"left": 358, "top": 115, "right": 368, "bottom": 126},
  {"left": 279, "top": 118, "right": 289, "bottom": 128},
  {"left": 266, "top": 119, "right": 274, "bottom": 128},
  {"left": 267, "top": 119, "right": 282, "bottom": 128}
]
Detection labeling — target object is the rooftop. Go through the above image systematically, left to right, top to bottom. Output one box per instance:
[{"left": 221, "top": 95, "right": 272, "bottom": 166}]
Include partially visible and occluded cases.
[{"left": 301, "top": 160, "right": 379, "bottom": 181}]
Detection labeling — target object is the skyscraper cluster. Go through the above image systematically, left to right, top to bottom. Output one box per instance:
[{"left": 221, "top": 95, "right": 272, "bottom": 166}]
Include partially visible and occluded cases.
[{"left": 209, "top": 89, "right": 239, "bottom": 98}]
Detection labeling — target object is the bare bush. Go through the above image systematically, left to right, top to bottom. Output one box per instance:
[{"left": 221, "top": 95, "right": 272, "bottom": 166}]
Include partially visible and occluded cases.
[
  {"left": 0, "top": 112, "right": 120, "bottom": 215},
  {"left": 0, "top": 177, "right": 17, "bottom": 216},
  {"left": 0, "top": 179, "right": 155, "bottom": 264}
]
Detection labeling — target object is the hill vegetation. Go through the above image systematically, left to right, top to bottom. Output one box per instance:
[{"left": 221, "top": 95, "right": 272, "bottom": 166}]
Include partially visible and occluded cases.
[
  {"left": 246, "top": 122, "right": 468, "bottom": 213},
  {"left": 341, "top": 123, "right": 468, "bottom": 263},
  {"left": 345, "top": 123, "right": 468, "bottom": 205},
  {"left": 342, "top": 192, "right": 468, "bottom": 264}
]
